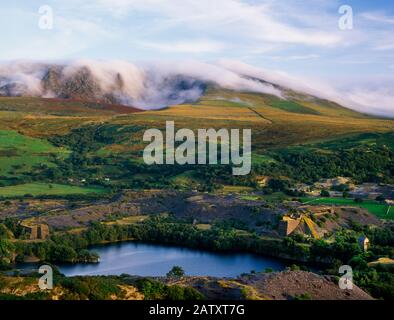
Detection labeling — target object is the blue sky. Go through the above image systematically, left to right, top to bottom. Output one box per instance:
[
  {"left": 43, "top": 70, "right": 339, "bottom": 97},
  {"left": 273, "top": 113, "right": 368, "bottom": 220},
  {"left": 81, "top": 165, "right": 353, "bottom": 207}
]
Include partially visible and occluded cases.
[{"left": 1, "top": 0, "right": 394, "bottom": 114}]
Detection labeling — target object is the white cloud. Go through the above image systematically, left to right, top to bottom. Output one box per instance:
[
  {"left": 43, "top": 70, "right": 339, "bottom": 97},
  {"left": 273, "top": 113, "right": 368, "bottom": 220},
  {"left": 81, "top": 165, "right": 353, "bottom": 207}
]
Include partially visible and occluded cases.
[
  {"left": 91, "top": 0, "right": 344, "bottom": 47},
  {"left": 1, "top": 1, "right": 393, "bottom": 116},
  {"left": 0, "top": 8, "right": 115, "bottom": 60},
  {"left": 361, "top": 12, "right": 394, "bottom": 24},
  {"left": 138, "top": 40, "right": 226, "bottom": 53},
  {"left": 373, "top": 42, "right": 394, "bottom": 51},
  {"left": 269, "top": 54, "right": 320, "bottom": 61},
  {"left": 218, "top": 59, "right": 394, "bottom": 117},
  {"left": 0, "top": 60, "right": 283, "bottom": 109},
  {"left": 344, "top": 86, "right": 394, "bottom": 117}
]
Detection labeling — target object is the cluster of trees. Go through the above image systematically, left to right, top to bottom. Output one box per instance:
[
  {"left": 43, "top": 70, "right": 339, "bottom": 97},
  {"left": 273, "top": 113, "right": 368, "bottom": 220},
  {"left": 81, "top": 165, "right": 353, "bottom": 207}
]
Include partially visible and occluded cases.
[
  {"left": 49, "top": 124, "right": 125, "bottom": 153},
  {"left": 270, "top": 144, "right": 394, "bottom": 184},
  {"left": 2, "top": 217, "right": 308, "bottom": 266},
  {"left": 0, "top": 218, "right": 99, "bottom": 265},
  {"left": 309, "top": 229, "right": 394, "bottom": 300},
  {"left": 0, "top": 239, "right": 15, "bottom": 268},
  {"left": 354, "top": 268, "right": 394, "bottom": 300},
  {"left": 0, "top": 270, "right": 204, "bottom": 300},
  {"left": 62, "top": 271, "right": 205, "bottom": 300},
  {"left": 59, "top": 273, "right": 204, "bottom": 300},
  {"left": 59, "top": 276, "right": 123, "bottom": 300},
  {"left": 134, "top": 278, "right": 204, "bottom": 300}
]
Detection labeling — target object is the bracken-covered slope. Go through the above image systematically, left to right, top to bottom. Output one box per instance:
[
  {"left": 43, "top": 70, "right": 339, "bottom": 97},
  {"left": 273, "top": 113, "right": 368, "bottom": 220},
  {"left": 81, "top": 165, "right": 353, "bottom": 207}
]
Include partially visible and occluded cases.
[
  {"left": 0, "top": 86, "right": 393, "bottom": 149},
  {"left": 124, "top": 88, "right": 394, "bottom": 148}
]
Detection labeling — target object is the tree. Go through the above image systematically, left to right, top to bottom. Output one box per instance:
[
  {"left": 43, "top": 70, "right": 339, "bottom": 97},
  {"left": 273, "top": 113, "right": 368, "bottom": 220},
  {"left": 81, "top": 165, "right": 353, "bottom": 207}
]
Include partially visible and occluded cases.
[
  {"left": 268, "top": 179, "right": 289, "bottom": 192},
  {"left": 320, "top": 190, "right": 330, "bottom": 197},
  {"left": 0, "top": 224, "right": 13, "bottom": 239},
  {"left": 0, "top": 239, "right": 15, "bottom": 265},
  {"left": 50, "top": 244, "right": 77, "bottom": 262},
  {"left": 166, "top": 266, "right": 185, "bottom": 279}
]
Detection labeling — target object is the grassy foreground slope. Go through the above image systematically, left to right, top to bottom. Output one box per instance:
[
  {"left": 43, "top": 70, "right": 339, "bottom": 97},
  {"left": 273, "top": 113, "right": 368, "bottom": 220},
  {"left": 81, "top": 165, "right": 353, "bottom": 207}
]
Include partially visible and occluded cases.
[
  {"left": 0, "top": 130, "right": 69, "bottom": 177},
  {"left": 0, "top": 183, "right": 107, "bottom": 197},
  {"left": 301, "top": 198, "right": 393, "bottom": 220}
]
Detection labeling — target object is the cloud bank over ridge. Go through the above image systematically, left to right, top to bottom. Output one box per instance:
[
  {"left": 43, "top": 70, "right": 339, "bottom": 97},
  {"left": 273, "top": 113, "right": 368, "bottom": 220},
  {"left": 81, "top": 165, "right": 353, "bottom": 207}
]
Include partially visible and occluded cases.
[{"left": 0, "top": 59, "right": 393, "bottom": 117}]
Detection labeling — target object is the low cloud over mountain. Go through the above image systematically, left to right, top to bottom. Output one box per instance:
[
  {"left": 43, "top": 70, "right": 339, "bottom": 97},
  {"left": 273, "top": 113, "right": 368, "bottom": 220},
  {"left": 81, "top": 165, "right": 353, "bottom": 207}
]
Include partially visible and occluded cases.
[
  {"left": 0, "top": 60, "right": 392, "bottom": 117},
  {"left": 0, "top": 60, "right": 280, "bottom": 109}
]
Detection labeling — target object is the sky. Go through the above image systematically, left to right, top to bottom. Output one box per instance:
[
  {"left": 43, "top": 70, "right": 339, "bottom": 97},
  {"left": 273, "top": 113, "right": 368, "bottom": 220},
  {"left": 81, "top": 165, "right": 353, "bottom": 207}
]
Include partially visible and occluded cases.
[{"left": 0, "top": 0, "right": 394, "bottom": 115}]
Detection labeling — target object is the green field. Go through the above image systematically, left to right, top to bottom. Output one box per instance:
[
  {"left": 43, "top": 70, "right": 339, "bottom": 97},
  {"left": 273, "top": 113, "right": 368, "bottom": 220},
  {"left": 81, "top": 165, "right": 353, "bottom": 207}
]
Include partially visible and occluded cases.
[
  {"left": 268, "top": 99, "right": 320, "bottom": 115},
  {"left": 0, "top": 130, "right": 69, "bottom": 177},
  {"left": 252, "top": 154, "right": 277, "bottom": 165},
  {"left": 0, "top": 183, "right": 107, "bottom": 197},
  {"left": 301, "top": 197, "right": 393, "bottom": 220}
]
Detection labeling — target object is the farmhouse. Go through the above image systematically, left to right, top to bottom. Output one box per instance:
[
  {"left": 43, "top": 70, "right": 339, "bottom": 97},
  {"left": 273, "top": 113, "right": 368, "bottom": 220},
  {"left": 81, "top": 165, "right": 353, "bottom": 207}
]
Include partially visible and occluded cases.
[{"left": 358, "top": 236, "right": 370, "bottom": 252}]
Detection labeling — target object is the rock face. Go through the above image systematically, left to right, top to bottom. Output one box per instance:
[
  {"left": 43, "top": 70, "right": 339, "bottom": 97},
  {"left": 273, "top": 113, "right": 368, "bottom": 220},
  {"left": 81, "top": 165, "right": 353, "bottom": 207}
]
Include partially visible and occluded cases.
[
  {"left": 0, "top": 63, "right": 207, "bottom": 108},
  {"left": 41, "top": 66, "right": 116, "bottom": 104},
  {"left": 41, "top": 66, "right": 63, "bottom": 96},
  {"left": 60, "top": 67, "right": 103, "bottom": 101},
  {"left": 0, "top": 82, "right": 29, "bottom": 96},
  {"left": 168, "top": 271, "right": 374, "bottom": 300},
  {"left": 239, "top": 271, "right": 373, "bottom": 300}
]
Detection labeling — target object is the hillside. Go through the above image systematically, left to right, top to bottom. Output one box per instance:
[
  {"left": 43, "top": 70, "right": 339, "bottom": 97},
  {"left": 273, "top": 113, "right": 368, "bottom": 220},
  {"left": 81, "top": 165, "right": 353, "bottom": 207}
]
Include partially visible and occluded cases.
[
  {"left": 0, "top": 88, "right": 393, "bottom": 145},
  {"left": 0, "top": 88, "right": 392, "bottom": 193},
  {"left": 135, "top": 88, "right": 393, "bottom": 148},
  {"left": 0, "top": 271, "right": 373, "bottom": 300}
]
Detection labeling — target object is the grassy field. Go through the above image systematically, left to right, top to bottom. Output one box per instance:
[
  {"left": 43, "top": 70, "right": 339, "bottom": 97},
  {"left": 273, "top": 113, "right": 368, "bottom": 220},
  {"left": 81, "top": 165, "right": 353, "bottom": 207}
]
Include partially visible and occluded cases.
[
  {"left": 0, "top": 96, "right": 140, "bottom": 117},
  {"left": 268, "top": 98, "right": 320, "bottom": 115},
  {"left": 0, "top": 130, "right": 69, "bottom": 177},
  {"left": 252, "top": 154, "right": 277, "bottom": 165},
  {"left": 0, "top": 183, "right": 107, "bottom": 197},
  {"left": 220, "top": 185, "right": 254, "bottom": 194},
  {"left": 260, "top": 192, "right": 290, "bottom": 202},
  {"left": 240, "top": 195, "right": 261, "bottom": 201},
  {"left": 300, "top": 197, "right": 393, "bottom": 220},
  {"left": 104, "top": 215, "right": 149, "bottom": 225},
  {"left": 195, "top": 224, "right": 212, "bottom": 230}
]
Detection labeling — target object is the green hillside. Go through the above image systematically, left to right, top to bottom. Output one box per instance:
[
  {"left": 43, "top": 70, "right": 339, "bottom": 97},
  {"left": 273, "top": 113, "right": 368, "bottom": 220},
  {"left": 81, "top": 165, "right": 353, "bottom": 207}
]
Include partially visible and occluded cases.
[
  {"left": 0, "top": 90, "right": 392, "bottom": 195},
  {"left": 0, "top": 130, "right": 69, "bottom": 177},
  {"left": 0, "top": 183, "right": 107, "bottom": 197}
]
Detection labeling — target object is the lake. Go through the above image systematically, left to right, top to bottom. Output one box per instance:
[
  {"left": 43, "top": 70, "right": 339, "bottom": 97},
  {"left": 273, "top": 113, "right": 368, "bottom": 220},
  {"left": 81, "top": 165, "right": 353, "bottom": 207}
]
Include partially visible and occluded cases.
[{"left": 56, "top": 242, "right": 286, "bottom": 277}]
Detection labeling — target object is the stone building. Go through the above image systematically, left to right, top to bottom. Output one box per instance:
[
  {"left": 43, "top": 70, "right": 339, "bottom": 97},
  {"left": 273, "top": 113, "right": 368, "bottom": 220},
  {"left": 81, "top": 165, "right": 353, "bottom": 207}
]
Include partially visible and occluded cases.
[
  {"left": 21, "top": 222, "right": 50, "bottom": 240},
  {"left": 358, "top": 236, "right": 370, "bottom": 252}
]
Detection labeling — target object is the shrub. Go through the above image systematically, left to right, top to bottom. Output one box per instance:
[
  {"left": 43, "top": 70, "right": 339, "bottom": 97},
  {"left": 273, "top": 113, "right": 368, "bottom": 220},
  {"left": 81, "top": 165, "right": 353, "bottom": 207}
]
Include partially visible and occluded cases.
[{"left": 166, "top": 266, "right": 185, "bottom": 279}]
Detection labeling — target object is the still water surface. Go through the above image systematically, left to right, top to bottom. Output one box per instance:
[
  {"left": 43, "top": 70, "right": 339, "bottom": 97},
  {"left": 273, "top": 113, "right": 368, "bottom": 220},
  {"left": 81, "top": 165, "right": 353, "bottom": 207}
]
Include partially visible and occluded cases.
[{"left": 57, "top": 242, "right": 286, "bottom": 277}]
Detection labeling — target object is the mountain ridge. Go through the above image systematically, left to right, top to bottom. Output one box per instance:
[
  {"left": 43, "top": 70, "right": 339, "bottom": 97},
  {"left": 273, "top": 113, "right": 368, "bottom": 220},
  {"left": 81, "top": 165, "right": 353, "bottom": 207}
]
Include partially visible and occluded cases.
[{"left": 0, "top": 62, "right": 376, "bottom": 119}]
